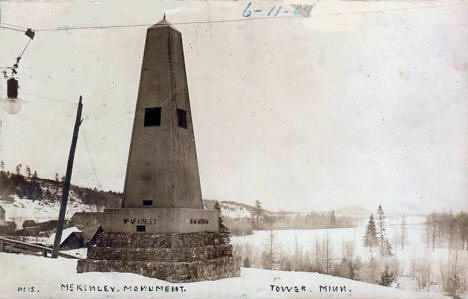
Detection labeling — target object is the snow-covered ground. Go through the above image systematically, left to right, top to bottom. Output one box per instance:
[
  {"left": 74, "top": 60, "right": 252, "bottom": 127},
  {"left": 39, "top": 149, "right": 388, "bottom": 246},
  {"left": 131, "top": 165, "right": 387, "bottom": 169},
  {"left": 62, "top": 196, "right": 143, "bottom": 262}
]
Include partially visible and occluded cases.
[
  {"left": 0, "top": 195, "right": 96, "bottom": 228},
  {"left": 0, "top": 195, "right": 462, "bottom": 298},
  {"left": 219, "top": 203, "right": 252, "bottom": 218},
  {"left": 231, "top": 216, "right": 468, "bottom": 296},
  {"left": 231, "top": 217, "right": 429, "bottom": 262},
  {"left": 0, "top": 253, "right": 447, "bottom": 299}
]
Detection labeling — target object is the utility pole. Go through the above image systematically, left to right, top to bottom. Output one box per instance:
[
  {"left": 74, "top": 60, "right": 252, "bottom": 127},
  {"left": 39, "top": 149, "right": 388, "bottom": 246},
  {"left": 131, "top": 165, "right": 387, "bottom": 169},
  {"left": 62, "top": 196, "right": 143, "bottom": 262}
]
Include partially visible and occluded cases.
[{"left": 52, "top": 96, "right": 83, "bottom": 258}]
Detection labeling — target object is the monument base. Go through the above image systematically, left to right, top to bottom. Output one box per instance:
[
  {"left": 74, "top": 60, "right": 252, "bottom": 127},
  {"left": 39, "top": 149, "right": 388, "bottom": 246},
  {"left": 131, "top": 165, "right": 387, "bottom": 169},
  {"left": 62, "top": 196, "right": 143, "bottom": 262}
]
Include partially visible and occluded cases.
[
  {"left": 100, "top": 208, "right": 219, "bottom": 233},
  {"left": 77, "top": 231, "right": 240, "bottom": 282}
]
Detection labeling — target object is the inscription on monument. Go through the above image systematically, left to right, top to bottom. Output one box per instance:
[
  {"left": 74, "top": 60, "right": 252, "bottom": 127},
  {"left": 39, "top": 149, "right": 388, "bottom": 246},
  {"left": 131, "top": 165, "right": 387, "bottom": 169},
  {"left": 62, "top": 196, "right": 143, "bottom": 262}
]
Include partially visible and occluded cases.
[
  {"left": 123, "top": 218, "right": 157, "bottom": 225},
  {"left": 189, "top": 218, "right": 209, "bottom": 224}
]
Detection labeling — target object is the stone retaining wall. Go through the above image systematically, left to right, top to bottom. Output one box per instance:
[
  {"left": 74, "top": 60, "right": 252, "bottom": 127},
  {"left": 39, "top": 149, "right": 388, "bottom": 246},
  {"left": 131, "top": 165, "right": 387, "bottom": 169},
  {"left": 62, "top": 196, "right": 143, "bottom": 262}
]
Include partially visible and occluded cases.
[
  {"left": 77, "top": 231, "right": 240, "bottom": 282},
  {"left": 94, "top": 231, "right": 223, "bottom": 248},
  {"left": 87, "top": 244, "right": 232, "bottom": 262},
  {"left": 78, "top": 256, "right": 240, "bottom": 282}
]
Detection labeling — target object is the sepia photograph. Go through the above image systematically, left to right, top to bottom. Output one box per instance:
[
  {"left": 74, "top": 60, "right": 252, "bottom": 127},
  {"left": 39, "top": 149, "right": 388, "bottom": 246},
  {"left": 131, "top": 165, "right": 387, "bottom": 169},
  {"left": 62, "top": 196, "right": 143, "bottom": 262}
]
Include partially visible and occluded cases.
[{"left": 0, "top": 0, "right": 467, "bottom": 298}]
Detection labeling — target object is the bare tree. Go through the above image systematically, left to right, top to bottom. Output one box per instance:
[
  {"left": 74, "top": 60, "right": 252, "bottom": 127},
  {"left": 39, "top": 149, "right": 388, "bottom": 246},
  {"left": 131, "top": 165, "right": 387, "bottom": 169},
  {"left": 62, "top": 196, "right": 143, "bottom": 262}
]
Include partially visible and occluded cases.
[
  {"left": 401, "top": 214, "right": 407, "bottom": 250},
  {"left": 425, "top": 214, "right": 438, "bottom": 251},
  {"left": 262, "top": 226, "right": 279, "bottom": 270},
  {"left": 392, "top": 232, "right": 401, "bottom": 277},
  {"left": 325, "top": 233, "right": 331, "bottom": 274},
  {"left": 292, "top": 235, "right": 304, "bottom": 270},
  {"left": 314, "top": 237, "right": 322, "bottom": 273},
  {"left": 343, "top": 240, "right": 355, "bottom": 258},
  {"left": 440, "top": 248, "right": 467, "bottom": 298},
  {"left": 411, "top": 255, "right": 433, "bottom": 291}
]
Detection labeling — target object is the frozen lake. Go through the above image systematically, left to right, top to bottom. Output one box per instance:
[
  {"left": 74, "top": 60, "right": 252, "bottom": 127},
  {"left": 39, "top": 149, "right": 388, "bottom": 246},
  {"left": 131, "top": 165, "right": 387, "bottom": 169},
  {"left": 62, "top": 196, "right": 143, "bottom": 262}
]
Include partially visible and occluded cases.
[
  {"left": 230, "top": 214, "right": 466, "bottom": 283},
  {"left": 231, "top": 215, "right": 428, "bottom": 260}
]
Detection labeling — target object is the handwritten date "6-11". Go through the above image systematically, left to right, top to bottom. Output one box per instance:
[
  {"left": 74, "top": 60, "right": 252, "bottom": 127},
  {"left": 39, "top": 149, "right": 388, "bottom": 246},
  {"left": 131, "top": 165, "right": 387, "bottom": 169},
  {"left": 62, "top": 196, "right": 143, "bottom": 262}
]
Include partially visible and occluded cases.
[{"left": 242, "top": 2, "right": 315, "bottom": 18}]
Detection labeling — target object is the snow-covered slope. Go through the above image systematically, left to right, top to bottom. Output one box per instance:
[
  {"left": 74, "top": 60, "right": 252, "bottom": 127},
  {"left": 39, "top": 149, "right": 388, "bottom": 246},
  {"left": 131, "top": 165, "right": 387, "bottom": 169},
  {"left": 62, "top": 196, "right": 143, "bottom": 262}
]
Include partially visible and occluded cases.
[
  {"left": 0, "top": 195, "right": 96, "bottom": 228},
  {"left": 205, "top": 200, "right": 296, "bottom": 219},
  {"left": 218, "top": 201, "right": 253, "bottom": 218},
  {"left": 0, "top": 253, "right": 447, "bottom": 299}
]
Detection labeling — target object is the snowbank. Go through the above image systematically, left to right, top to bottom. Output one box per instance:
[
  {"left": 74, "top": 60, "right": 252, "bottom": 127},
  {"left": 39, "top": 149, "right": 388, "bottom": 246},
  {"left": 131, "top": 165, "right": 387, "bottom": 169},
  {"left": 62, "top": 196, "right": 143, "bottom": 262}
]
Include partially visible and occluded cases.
[{"left": 0, "top": 253, "right": 447, "bottom": 299}]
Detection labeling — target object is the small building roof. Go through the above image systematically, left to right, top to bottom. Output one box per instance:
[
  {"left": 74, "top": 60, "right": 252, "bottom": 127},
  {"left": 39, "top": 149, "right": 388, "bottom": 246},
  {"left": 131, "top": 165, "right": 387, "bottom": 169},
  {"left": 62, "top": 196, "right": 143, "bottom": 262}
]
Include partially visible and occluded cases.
[
  {"left": 81, "top": 225, "right": 103, "bottom": 244},
  {"left": 46, "top": 227, "right": 81, "bottom": 246}
]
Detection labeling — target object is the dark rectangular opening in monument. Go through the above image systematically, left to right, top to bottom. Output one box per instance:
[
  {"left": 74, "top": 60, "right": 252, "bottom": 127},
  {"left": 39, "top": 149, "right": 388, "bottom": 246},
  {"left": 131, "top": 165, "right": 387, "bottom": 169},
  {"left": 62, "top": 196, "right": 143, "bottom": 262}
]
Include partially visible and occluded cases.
[
  {"left": 144, "top": 107, "right": 161, "bottom": 127},
  {"left": 177, "top": 108, "right": 187, "bottom": 128},
  {"left": 143, "top": 200, "right": 153, "bottom": 206},
  {"left": 136, "top": 225, "right": 146, "bottom": 232}
]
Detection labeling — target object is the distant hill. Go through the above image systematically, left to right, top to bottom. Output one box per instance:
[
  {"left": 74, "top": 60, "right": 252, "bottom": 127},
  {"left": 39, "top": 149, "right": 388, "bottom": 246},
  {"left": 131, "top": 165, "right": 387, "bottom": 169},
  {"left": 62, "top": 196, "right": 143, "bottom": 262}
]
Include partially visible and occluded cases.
[
  {"left": 0, "top": 167, "right": 357, "bottom": 235},
  {"left": 0, "top": 168, "right": 121, "bottom": 228},
  {"left": 203, "top": 200, "right": 295, "bottom": 219},
  {"left": 203, "top": 200, "right": 357, "bottom": 234},
  {"left": 204, "top": 200, "right": 256, "bottom": 218},
  {"left": 335, "top": 206, "right": 370, "bottom": 218}
]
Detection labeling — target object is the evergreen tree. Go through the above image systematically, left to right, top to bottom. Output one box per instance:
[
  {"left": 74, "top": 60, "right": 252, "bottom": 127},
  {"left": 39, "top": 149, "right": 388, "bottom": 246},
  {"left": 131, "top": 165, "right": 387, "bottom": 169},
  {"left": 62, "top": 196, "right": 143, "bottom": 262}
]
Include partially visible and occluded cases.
[
  {"left": 0, "top": 160, "right": 5, "bottom": 172},
  {"left": 15, "top": 164, "right": 22, "bottom": 176},
  {"left": 25, "top": 165, "right": 32, "bottom": 178},
  {"left": 32, "top": 171, "right": 38, "bottom": 180},
  {"left": 54, "top": 173, "right": 60, "bottom": 195},
  {"left": 45, "top": 189, "right": 52, "bottom": 200},
  {"left": 254, "top": 200, "right": 264, "bottom": 229},
  {"left": 376, "top": 205, "right": 392, "bottom": 256},
  {"left": 376, "top": 205, "right": 386, "bottom": 252},
  {"left": 364, "top": 214, "right": 378, "bottom": 247},
  {"left": 384, "top": 238, "right": 393, "bottom": 256},
  {"left": 243, "top": 257, "right": 251, "bottom": 268},
  {"left": 377, "top": 265, "right": 395, "bottom": 286}
]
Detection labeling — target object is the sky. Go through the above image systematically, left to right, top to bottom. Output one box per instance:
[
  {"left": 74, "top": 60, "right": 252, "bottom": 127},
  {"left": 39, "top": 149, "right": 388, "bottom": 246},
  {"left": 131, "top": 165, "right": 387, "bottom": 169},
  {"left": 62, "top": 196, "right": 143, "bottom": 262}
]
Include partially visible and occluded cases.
[{"left": 0, "top": 0, "right": 467, "bottom": 214}]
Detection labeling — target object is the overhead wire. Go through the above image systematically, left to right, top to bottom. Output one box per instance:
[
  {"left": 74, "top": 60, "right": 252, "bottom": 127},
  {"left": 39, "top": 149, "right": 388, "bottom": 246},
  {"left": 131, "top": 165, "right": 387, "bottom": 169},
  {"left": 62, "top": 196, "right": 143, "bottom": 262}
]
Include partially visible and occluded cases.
[
  {"left": 1, "top": 0, "right": 467, "bottom": 193},
  {"left": 0, "top": 2, "right": 467, "bottom": 33},
  {"left": 0, "top": 23, "right": 28, "bottom": 30},
  {"left": 0, "top": 25, "right": 24, "bottom": 32},
  {"left": 20, "top": 92, "right": 138, "bottom": 120},
  {"left": 21, "top": 92, "right": 77, "bottom": 105},
  {"left": 81, "top": 129, "right": 103, "bottom": 191}
]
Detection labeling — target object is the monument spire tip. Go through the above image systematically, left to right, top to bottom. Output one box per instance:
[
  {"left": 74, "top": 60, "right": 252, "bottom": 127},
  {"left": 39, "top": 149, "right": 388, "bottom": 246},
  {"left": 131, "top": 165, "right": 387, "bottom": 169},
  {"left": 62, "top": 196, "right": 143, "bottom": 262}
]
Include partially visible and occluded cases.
[{"left": 150, "top": 14, "right": 177, "bottom": 31}]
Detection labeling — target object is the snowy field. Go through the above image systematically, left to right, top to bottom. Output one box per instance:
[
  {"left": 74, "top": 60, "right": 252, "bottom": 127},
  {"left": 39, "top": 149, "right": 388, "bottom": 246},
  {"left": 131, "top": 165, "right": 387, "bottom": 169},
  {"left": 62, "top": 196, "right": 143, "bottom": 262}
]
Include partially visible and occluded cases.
[
  {"left": 0, "top": 198, "right": 462, "bottom": 298},
  {"left": 231, "top": 215, "right": 467, "bottom": 296},
  {"left": 231, "top": 216, "right": 429, "bottom": 262},
  {"left": 0, "top": 253, "right": 447, "bottom": 299}
]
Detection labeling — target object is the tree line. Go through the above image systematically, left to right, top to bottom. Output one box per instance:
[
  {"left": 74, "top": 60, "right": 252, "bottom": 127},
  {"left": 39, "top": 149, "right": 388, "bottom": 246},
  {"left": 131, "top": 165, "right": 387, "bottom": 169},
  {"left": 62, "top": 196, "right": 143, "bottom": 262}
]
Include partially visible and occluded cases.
[
  {"left": 0, "top": 161, "right": 121, "bottom": 210},
  {"left": 252, "top": 200, "right": 355, "bottom": 231},
  {"left": 425, "top": 211, "right": 468, "bottom": 251},
  {"left": 235, "top": 231, "right": 399, "bottom": 288}
]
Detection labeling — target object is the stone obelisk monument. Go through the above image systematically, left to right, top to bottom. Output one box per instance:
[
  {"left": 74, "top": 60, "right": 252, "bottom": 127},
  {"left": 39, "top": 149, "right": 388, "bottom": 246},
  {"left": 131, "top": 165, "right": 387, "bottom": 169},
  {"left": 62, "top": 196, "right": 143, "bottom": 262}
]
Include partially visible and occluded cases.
[
  {"left": 122, "top": 16, "right": 203, "bottom": 211},
  {"left": 77, "top": 17, "right": 240, "bottom": 282}
]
